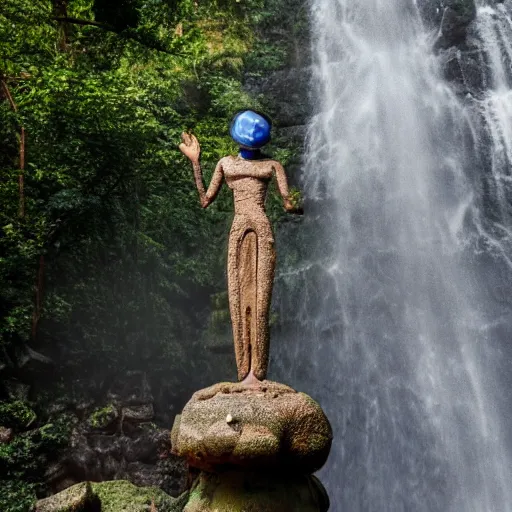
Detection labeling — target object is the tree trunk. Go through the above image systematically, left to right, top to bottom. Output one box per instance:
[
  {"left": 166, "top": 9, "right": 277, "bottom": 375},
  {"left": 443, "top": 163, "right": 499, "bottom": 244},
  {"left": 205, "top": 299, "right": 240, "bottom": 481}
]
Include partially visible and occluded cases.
[
  {"left": 53, "top": 0, "right": 70, "bottom": 51},
  {"left": 1, "top": 78, "right": 25, "bottom": 218}
]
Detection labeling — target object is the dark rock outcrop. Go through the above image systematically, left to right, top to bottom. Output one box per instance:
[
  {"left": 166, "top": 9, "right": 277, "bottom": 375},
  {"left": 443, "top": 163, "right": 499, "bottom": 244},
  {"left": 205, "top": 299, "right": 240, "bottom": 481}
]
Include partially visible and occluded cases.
[
  {"left": 417, "top": 0, "right": 489, "bottom": 99},
  {"left": 437, "top": 0, "right": 477, "bottom": 49},
  {"left": 45, "top": 374, "right": 187, "bottom": 498},
  {"left": 49, "top": 420, "right": 187, "bottom": 497}
]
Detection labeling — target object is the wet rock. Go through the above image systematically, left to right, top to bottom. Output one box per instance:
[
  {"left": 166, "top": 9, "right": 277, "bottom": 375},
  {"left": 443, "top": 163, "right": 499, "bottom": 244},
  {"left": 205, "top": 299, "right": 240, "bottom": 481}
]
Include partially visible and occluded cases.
[
  {"left": 417, "top": 0, "right": 443, "bottom": 28},
  {"left": 436, "top": 0, "right": 477, "bottom": 49},
  {"left": 440, "top": 46, "right": 485, "bottom": 95},
  {"left": 172, "top": 380, "right": 332, "bottom": 473},
  {"left": 122, "top": 403, "right": 154, "bottom": 423},
  {"left": 0, "top": 426, "right": 13, "bottom": 443},
  {"left": 184, "top": 471, "right": 329, "bottom": 512},
  {"left": 35, "top": 482, "right": 98, "bottom": 512}
]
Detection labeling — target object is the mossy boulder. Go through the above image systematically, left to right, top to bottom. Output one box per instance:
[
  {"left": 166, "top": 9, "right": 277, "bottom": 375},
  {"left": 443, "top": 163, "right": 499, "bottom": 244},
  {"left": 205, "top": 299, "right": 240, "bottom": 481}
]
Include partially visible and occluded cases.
[
  {"left": 171, "top": 381, "right": 332, "bottom": 473},
  {"left": 184, "top": 471, "right": 329, "bottom": 512},
  {"left": 34, "top": 480, "right": 188, "bottom": 512},
  {"left": 91, "top": 480, "right": 186, "bottom": 511},
  {"left": 35, "top": 482, "right": 99, "bottom": 512}
]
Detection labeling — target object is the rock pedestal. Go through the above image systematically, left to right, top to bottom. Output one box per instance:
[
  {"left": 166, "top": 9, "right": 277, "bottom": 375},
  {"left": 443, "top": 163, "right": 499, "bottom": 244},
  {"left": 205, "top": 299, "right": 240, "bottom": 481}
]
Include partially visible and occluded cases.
[{"left": 171, "top": 381, "right": 332, "bottom": 512}]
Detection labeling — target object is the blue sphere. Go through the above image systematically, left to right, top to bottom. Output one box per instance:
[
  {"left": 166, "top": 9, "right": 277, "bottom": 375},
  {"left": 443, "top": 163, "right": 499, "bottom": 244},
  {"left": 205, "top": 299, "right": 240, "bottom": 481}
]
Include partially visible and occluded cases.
[{"left": 230, "top": 110, "right": 271, "bottom": 149}]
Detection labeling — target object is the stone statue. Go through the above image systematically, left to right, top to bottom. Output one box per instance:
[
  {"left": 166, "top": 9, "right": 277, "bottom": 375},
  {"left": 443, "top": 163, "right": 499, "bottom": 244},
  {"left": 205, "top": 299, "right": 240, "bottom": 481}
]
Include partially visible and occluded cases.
[{"left": 179, "top": 110, "right": 301, "bottom": 383}]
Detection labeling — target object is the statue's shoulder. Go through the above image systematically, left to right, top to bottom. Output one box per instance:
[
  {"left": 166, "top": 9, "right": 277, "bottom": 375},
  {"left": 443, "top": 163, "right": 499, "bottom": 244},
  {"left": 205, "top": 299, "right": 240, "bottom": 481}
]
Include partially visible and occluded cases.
[
  {"left": 219, "top": 155, "right": 236, "bottom": 168},
  {"left": 267, "top": 159, "right": 283, "bottom": 169}
]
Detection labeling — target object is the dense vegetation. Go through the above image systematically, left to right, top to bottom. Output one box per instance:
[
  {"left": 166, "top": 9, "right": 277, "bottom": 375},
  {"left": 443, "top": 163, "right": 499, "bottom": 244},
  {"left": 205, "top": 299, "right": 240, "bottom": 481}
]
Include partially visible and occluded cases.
[{"left": 0, "top": 0, "right": 306, "bottom": 509}]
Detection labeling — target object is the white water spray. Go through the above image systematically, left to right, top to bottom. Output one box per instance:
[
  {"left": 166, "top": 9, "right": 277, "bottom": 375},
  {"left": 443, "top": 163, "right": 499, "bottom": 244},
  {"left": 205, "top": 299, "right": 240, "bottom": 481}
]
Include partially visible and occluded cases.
[{"left": 273, "top": 1, "right": 512, "bottom": 510}]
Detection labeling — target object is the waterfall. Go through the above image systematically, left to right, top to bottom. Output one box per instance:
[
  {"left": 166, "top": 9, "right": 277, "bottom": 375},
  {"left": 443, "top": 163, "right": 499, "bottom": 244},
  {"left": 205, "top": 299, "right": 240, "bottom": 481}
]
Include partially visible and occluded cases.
[
  {"left": 272, "top": 1, "right": 512, "bottom": 510},
  {"left": 475, "top": 1, "right": 512, "bottom": 263}
]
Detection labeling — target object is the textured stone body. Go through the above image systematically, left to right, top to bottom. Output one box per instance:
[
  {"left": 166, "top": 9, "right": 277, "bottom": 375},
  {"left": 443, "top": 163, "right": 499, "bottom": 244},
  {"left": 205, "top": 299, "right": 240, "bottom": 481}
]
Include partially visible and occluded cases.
[
  {"left": 180, "top": 131, "right": 296, "bottom": 382},
  {"left": 222, "top": 156, "right": 286, "bottom": 381},
  {"left": 171, "top": 380, "right": 332, "bottom": 474},
  {"left": 184, "top": 471, "right": 329, "bottom": 512}
]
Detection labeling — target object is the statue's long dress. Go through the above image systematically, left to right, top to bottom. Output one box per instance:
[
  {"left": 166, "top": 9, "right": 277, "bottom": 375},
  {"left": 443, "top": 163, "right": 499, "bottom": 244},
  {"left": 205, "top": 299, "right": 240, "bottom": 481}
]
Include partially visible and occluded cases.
[
  {"left": 225, "top": 161, "right": 276, "bottom": 381},
  {"left": 227, "top": 211, "right": 275, "bottom": 381}
]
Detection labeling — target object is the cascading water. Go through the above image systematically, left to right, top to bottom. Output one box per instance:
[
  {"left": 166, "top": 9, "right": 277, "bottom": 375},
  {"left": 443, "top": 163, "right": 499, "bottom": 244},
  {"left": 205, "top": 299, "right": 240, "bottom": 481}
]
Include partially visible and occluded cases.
[
  {"left": 272, "top": 1, "right": 512, "bottom": 510},
  {"left": 476, "top": 1, "right": 512, "bottom": 259}
]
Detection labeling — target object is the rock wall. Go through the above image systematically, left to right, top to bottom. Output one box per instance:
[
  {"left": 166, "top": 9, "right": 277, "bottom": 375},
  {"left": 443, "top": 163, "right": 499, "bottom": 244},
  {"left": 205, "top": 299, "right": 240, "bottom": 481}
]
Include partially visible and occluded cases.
[{"left": 43, "top": 371, "right": 187, "bottom": 497}]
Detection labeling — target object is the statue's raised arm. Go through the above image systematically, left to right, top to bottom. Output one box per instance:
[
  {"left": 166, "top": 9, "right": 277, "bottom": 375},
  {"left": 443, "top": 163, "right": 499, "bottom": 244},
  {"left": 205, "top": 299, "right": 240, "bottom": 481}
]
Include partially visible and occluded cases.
[
  {"left": 180, "top": 110, "right": 302, "bottom": 385},
  {"left": 179, "top": 133, "right": 224, "bottom": 208}
]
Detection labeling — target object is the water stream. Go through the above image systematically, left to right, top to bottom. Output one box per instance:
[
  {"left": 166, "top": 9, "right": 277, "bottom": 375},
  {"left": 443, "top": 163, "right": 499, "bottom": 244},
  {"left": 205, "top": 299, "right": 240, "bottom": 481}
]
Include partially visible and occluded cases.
[{"left": 272, "top": 1, "right": 512, "bottom": 510}]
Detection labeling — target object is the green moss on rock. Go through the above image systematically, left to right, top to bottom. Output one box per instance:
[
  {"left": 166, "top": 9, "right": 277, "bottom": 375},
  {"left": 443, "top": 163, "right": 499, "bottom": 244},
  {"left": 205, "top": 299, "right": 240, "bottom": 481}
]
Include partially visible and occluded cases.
[
  {"left": 87, "top": 405, "right": 117, "bottom": 430},
  {"left": 183, "top": 471, "right": 329, "bottom": 512},
  {"left": 92, "top": 480, "right": 186, "bottom": 512},
  {"left": 34, "top": 481, "right": 188, "bottom": 512},
  {"left": 35, "top": 482, "right": 98, "bottom": 512}
]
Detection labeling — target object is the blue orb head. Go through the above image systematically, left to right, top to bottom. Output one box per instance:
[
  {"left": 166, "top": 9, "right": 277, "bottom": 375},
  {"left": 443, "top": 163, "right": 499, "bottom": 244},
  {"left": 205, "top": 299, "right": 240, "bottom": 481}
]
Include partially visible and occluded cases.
[{"left": 230, "top": 110, "right": 272, "bottom": 149}]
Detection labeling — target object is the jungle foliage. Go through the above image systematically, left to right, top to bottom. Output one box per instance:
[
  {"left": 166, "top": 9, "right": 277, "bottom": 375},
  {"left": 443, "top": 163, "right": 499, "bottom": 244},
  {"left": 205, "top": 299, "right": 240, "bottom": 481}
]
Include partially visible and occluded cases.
[{"left": 0, "top": 0, "right": 302, "bottom": 508}]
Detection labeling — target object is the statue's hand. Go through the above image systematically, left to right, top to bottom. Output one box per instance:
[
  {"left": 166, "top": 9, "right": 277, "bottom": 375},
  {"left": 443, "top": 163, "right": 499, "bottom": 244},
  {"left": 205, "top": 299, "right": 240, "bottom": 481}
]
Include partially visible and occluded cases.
[
  {"left": 179, "top": 132, "right": 200, "bottom": 163},
  {"left": 284, "top": 189, "right": 304, "bottom": 215},
  {"left": 284, "top": 199, "right": 304, "bottom": 215}
]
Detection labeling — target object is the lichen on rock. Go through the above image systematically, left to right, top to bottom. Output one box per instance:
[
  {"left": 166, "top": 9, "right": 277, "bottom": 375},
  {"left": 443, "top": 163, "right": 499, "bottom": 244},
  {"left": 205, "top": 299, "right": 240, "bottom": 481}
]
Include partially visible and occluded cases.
[
  {"left": 171, "top": 380, "right": 332, "bottom": 473},
  {"left": 183, "top": 471, "right": 329, "bottom": 512}
]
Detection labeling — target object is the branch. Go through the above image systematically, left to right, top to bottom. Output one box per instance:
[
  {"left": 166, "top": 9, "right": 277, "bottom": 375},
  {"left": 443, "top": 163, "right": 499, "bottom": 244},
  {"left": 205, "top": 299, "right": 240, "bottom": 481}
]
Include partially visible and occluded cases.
[
  {"left": 53, "top": 16, "right": 113, "bottom": 30},
  {"left": 53, "top": 17, "right": 177, "bottom": 56},
  {"left": 1, "top": 78, "right": 18, "bottom": 112},
  {"left": 1, "top": 78, "right": 25, "bottom": 217}
]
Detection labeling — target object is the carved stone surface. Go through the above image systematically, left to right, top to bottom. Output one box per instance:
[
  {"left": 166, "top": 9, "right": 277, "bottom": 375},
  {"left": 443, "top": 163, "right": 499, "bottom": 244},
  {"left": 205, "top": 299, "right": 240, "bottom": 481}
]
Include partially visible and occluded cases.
[
  {"left": 180, "top": 131, "right": 298, "bottom": 382},
  {"left": 222, "top": 156, "right": 283, "bottom": 382},
  {"left": 171, "top": 380, "right": 332, "bottom": 473},
  {"left": 184, "top": 471, "right": 329, "bottom": 512}
]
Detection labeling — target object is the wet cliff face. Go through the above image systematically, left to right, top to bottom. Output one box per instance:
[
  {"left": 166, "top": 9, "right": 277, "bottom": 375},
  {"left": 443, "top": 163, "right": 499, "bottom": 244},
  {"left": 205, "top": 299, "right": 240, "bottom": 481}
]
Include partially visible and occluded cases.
[
  {"left": 418, "top": 0, "right": 483, "bottom": 97},
  {"left": 429, "top": 0, "right": 512, "bottom": 315}
]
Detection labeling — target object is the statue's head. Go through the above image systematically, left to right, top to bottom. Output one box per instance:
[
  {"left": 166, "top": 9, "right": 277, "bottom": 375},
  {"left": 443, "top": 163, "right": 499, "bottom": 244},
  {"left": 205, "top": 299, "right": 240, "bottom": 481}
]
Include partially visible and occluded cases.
[{"left": 230, "top": 110, "right": 272, "bottom": 151}]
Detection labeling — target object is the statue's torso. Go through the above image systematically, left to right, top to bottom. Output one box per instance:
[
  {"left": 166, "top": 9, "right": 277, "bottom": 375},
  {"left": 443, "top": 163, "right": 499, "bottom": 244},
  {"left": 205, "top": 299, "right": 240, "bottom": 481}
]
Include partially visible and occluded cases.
[{"left": 222, "top": 156, "right": 274, "bottom": 215}]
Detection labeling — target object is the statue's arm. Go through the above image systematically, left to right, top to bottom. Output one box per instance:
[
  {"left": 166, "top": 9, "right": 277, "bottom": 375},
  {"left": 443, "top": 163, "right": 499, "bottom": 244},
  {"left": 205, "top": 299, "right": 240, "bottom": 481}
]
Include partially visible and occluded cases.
[
  {"left": 179, "top": 133, "right": 223, "bottom": 208},
  {"left": 203, "top": 159, "right": 224, "bottom": 208},
  {"left": 273, "top": 161, "right": 299, "bottom": 213}
]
